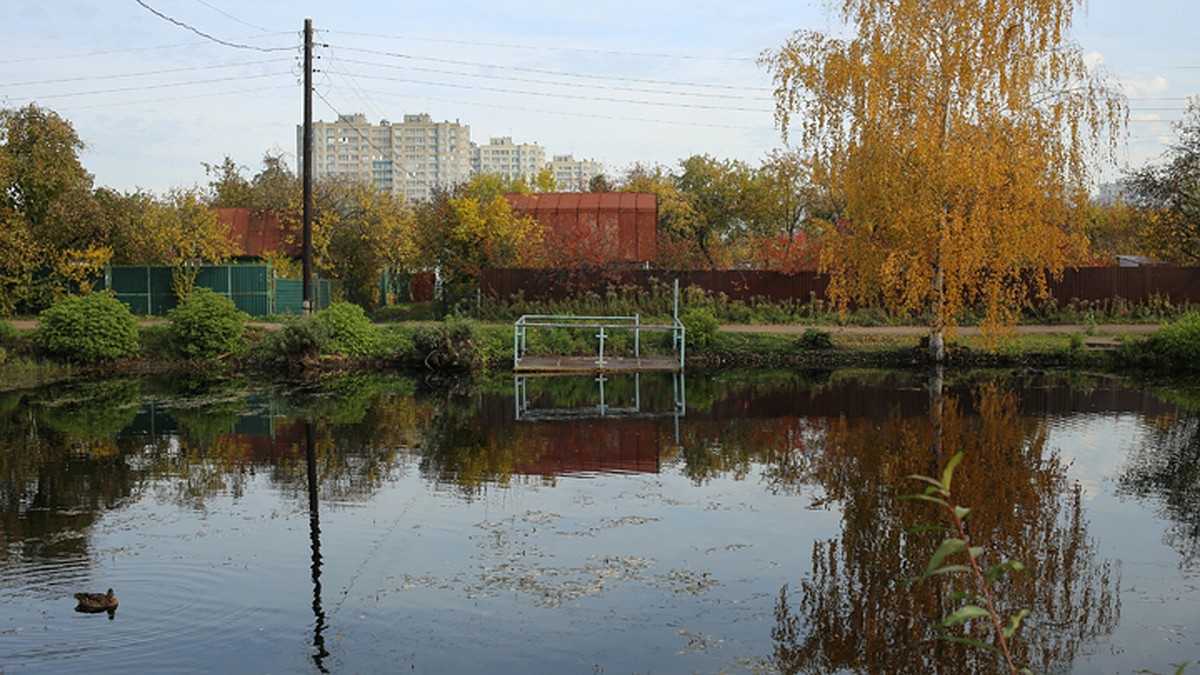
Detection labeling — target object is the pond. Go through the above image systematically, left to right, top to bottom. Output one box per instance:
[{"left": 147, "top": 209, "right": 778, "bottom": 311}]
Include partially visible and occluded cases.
[{"left": 1, "top": 369, "right": 1197, "bottom": 673}]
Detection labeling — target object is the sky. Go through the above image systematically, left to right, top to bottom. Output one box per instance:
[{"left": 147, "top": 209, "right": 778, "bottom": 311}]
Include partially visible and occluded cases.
[{"left": 4, "top": 0, "right": 1197, "bottom": 195}]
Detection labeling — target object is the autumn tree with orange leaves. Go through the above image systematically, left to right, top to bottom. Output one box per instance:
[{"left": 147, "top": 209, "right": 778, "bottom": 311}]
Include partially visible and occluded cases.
[{"left": 761, "top": 0, "right": 1124, "bottom": 361}]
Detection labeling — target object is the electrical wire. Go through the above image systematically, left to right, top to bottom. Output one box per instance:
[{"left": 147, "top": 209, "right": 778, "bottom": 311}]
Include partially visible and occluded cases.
[
  {"left": 135, "top": 0, "right": 294, "bottom": 52},
  {"left": 193, "top": 0, "right": 276, "bottom": 33},
  {"left": 323, "top": 30, "right": 755, "bottom": 62},
  {"left": 326, "top": 44, "right": 764, "bottom": 93},
  {"left": 326, "top": 55, "right": 771, "bottom": 102},
  {"left": 1, "top": 58, "right": 292, "bottom": 89},
  {"left": 22, "top": 71, "right": 291, "bottom": 101},
  {"left": 335, "top": 72, "right": 770, "bottom": 113},
  {"left": 64, "top": 84, "right": 296, "bottom": 110},
  {"left": 320, "top": 84, "right": 756, "bottom": 130}
]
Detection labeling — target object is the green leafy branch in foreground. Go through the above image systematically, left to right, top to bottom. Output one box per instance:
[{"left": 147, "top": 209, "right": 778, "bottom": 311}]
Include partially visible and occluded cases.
[{"left": 904, "top": 451, "right": 1031, "bottom": 674}]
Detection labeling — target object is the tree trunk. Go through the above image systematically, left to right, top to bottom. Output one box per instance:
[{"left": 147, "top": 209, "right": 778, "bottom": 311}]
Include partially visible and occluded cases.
[{"left": 929, "top": 261, "right": 946, "bottom": 362}]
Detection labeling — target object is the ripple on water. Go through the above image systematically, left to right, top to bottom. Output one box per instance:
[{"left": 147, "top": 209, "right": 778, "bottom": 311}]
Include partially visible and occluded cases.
[{"left": 2, "top": 500, "right": 306, "bottom": 674}]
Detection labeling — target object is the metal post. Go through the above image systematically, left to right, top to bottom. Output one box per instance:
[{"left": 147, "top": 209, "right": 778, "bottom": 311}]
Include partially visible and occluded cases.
[
  {"left": 301, "top": 19, "right": 314, "bottom": 315},
  {"left": 634, "top": 313, "right": 640, "bottom": 358},
  {"left": 513, "top": 321, "right": 520, "bottom": 369},
  {"left": 679, "top": 325, "right": 686, "bottom": 369},
  {"left": 596, "top": 326, "right": 607, "bottom": 367},
  {"left": 596, "top": 375, "right": 607, "bottom": 416}
]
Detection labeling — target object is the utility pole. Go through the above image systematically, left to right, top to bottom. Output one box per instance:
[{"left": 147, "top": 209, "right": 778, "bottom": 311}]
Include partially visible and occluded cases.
[{"left": 302, "top": 18, "right": 314, "bottom": 314}]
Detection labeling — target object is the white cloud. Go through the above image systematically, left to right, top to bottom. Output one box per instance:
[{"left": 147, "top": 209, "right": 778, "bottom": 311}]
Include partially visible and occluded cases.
[{"left": 1122, "top": 75, "right": 1171, "bottom": 99}]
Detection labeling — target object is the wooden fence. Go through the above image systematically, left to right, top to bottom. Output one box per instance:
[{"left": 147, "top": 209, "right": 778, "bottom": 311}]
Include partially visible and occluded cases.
[{"left": 481, "top": 267, "right": 1200, "bottom": 307}]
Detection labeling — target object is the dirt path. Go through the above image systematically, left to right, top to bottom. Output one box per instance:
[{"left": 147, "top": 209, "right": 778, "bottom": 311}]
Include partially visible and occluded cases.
[{"left": 718, "top": 323, "right": 1159, "bottom": 336}]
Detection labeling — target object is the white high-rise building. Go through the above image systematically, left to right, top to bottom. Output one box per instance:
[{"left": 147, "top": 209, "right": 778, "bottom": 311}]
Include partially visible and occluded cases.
[
  {"left": 299, "top": 113, "right": 472, "bottom": 202},
  {"left": 472, "top": 137, "right": 547, "bottom": 182},
  {"left": 549, "top": 154, "right": 605, "bottom": 191}
]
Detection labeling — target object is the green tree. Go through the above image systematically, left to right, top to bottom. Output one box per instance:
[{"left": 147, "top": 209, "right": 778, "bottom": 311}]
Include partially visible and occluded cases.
[
  {"left": 761, "top": 0, "right": 1124, "bottom": 360},
  {"left": 1128, "top": 99, "right": 1200, "bottom": 264},
  {"left": 0, "top": 105, "right": 108, "bottom": 313},
  {"left": 740, "top": 149, "right": 829, "bottom": 272},
  {"left": 675, "top": 154, "right": 757, "bottom": 268},
  {"left": 202, "top": 155, "right": 255, "bottom": 208},
  {"left": 619, "top": 163, "right": 704, "bottom": 268},
  {"left": 533, "top": 166, "right": 558, "bottom": 193},
  {"left": 417, "top": 176, "right": 545, "bottom": 293},
  {"left": 319, "top": 178, "right": 421, "bottom": 310},
  {"left": 1082, "top": 197, "right": 1148, "bottom": 264}
]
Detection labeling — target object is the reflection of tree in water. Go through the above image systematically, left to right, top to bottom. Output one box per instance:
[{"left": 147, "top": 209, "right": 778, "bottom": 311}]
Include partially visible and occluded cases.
[
  {"left": 36, "top": 379, "right": 142, "bottom": 445},
  {"left": 0, "top": 383, "right": 145, "bottom": 561},
  {"left": 767, "top": 384, "right": 1119, "bottom": 673},
  {"left": 417, "top": 389, "right": 545, "bottom": 494},
  {"left": 1118, "top": 413, "right": 1200, "bottom": 566}
]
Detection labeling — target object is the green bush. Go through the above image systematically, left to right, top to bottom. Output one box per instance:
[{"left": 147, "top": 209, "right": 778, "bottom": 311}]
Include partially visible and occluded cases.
[
  {"left": 167, "top": 288, "right": 249, "bottom": 360},
  {"left": 35, "top": 293, "right": 140, "bottom": 363},
  {"left": 312, "top": 302, "right": 380, "bottom": 357},
  {"left": 681, "top": 308, "right": 720, "bottom": 352},
  {"left": 1151, "top": 312, "right": 1200, "bottom": 366},
  {"left": 256, "top": 314, "right": 327, "bottom": 369},
  {"left": 413, "top": 316, "right": 479, "bottom": 371},
  {"left": 0, "top": 319, "right": 18, "bottom": 344},
  {"left": 798, "top": 328, "right": 834, "bottom": 350}
]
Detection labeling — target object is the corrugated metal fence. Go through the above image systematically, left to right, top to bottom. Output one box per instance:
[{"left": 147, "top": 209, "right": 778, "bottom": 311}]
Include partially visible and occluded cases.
[{"left": 482, "top": 267, "right": 1200, "bottom": 306}]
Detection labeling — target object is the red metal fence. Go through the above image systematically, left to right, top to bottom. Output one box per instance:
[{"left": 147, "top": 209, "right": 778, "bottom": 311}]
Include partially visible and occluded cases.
[{"left": 481, "top": 267, "right": 1200, "bottom": 306}]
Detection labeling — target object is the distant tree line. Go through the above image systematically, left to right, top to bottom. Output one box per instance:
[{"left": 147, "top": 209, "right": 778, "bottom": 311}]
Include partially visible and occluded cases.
[{"left": 3, "top": 94, "right": 1199, "bottom": 318}]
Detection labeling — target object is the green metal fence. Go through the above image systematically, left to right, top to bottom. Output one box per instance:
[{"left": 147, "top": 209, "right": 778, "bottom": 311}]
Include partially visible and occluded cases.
[
  {"left": 103, "top": 264, "right": 330, "bottom": 317},
  {"left": 274, "top": 278, "right": 332, "bottom": 315}
]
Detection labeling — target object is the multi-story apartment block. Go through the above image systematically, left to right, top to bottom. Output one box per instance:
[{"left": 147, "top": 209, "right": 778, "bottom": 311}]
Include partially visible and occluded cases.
[
  {"left": 299, "top": 113, "right": 472, "bottom": 202},
  {"left": 301, "top": 114, "right": 604, "bottom": 199},
  {"left": 472, "top": 137, "right": 547, "bottom": 182},
  {"left": 549, "top": 154, "right": 605, "bottom": 191}
]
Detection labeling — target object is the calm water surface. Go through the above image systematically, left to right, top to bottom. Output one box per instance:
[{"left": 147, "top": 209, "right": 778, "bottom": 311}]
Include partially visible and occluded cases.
[{"left": 1, "top": 369, "right": 1197, "bottom": 673}]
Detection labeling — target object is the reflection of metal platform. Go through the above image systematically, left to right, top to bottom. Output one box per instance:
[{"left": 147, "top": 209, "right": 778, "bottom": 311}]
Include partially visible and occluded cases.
[
  {"left": 514, "top": 355, "right": 682, "bottom": 373},
  {"left": 515, "top": 372, "right": 686, "bottom": 424}
]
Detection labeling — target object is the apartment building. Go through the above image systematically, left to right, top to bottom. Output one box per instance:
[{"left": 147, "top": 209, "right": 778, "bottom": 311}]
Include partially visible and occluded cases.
[
  {"left": 300, "top": 113, "right": 472, "bottom": 202},
  {"left": 301, "top": 114, "right": 605, "bottom": 199},
  {"left": 472, "top": 137, "right": 547, "bottom": 182},
  {"left": 549, "top": 154, "right": 605, "bottom": 191}
]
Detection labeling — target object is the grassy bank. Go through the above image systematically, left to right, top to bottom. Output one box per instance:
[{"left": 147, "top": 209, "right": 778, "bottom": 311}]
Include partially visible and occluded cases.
[{"left": 0, "top": 313, "right": 1191, "bottom": 391}]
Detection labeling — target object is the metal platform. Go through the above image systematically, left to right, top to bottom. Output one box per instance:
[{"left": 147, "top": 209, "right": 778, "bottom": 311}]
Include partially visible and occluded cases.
[{"left": 513, "top": 354, "right": 682, "bottom": 373}]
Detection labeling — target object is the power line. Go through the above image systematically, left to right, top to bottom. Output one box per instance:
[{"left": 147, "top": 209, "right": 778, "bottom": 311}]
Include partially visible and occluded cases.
[
  {"left": 134, "top": 0, "right": 294, "bottom": 52},
  {"left": 193, "top": 0, "right": 276, "bottom": 33},
  {"left": 323, "top": 30, "right": 755, "bottom": 62},
  {"left": 328, "top": 44, "right": 764, "bottom": 93},
  {"left": 326, "top": 55, "right": 771, "bottom": 102},
  {"left": 1, "top": 58, "right": 291, "bottom": 89},
  {"left": 20, "top": 70, "right": 291, "bottom": 101},
  {"left": 340, "top": 72, "right": 770, "bottom": 113},
  {"left": 63, "top": 84, "right": 296, "bottom": 111},
  {"left": 320, "top": 84, "right": 757, "bottom": 130}
]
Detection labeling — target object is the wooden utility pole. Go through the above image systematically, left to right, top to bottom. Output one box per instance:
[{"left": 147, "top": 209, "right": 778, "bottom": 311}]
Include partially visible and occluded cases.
[{"left": 302, "top": 18, "right": 314, "bottom": 314}]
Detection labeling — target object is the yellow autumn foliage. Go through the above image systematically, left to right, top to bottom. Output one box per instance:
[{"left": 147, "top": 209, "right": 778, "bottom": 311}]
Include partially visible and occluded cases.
[{"left": 762, "top": 0, "right": 1125, "bottom": 356}]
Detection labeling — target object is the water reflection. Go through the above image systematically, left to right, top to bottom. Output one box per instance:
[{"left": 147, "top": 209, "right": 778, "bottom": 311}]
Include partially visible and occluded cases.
[
  {"left": 0, "top": 370, "right": 1195, "bottom": 672},
  {"left": 766, "top": 381, "right": 1120, "bottom": 673},
  {"left": 1119, "top": 410, "right": 1200, "bottom": 565},
  {"left": 305, "top": 420, "right": 329, "bottom": 673}
]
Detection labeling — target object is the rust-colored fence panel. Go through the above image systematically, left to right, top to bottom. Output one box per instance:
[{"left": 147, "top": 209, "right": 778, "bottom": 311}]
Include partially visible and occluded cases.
[
  {"left": 482, "top": 267, "right": 1200, "bottom": 307},
  {"left": 1046, "top": 267, "right": 1200, "bottom": 305}
]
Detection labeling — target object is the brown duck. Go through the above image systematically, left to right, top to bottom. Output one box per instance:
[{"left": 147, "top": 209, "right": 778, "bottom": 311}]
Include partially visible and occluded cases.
[{"left": 74, "top": 588, "right": 118, "bottom": 613}]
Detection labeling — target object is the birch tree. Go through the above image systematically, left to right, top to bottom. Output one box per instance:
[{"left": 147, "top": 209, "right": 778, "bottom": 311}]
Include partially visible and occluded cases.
[{"left": 761, "top": 0, "right": 1124, "bottom": 360}]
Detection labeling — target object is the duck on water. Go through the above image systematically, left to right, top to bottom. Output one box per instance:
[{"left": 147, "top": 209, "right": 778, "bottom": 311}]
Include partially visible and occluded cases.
[{"left": 74, "top": 588, "right": 118, "bottom": 615}]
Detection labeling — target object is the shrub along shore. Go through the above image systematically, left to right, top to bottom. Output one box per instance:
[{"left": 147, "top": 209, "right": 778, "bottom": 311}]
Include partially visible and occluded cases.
[{"left": 1, "top": 292, "right": 1198, "bottom": 392}]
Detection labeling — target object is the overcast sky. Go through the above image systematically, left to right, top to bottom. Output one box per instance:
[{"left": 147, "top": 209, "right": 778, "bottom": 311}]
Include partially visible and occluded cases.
[{"left": 4, "top": 0, "right": 1196, "bottom": 194}]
